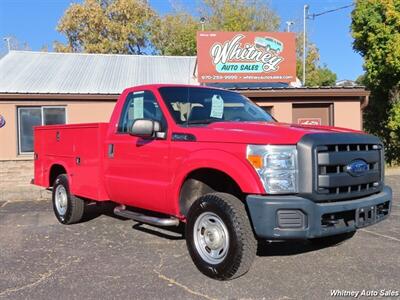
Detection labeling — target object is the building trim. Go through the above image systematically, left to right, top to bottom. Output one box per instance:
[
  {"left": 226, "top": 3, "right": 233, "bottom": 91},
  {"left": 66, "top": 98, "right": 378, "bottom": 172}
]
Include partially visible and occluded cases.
[
  {"left": 239, "top": 88, "right": 369, "bottom": 98},
  {"left": 0, "top": 89, "right": 369, "bottom": 110},
  {"left": 0, "top": 93, "right": 119, "bottom": 100}
]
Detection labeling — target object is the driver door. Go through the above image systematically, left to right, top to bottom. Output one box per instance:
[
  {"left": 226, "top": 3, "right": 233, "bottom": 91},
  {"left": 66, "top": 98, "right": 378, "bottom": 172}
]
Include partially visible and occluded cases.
[{"left": 105, "top": 90, "right": 170, "bottom": 213}]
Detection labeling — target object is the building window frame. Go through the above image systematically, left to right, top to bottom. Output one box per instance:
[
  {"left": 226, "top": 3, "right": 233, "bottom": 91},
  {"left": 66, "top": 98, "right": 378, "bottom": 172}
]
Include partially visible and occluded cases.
[{"left": 17, "top": 106, "right": 67, "bottom": 155}]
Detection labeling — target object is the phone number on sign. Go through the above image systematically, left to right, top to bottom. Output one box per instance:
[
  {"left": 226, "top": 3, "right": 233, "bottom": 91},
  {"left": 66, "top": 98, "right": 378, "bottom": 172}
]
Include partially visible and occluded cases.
[
  {"left": 200, "top": 75, "right": 294, "bottom": 81},
  {"left": 201, "top": 75, "right": 239, "bottom": 80}
]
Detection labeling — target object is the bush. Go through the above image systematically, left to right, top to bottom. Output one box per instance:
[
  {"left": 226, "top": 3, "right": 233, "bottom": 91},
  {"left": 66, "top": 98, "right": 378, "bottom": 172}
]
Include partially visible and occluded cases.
[{"left": 387, "top": 100, "right": 400, "bottom": 165}]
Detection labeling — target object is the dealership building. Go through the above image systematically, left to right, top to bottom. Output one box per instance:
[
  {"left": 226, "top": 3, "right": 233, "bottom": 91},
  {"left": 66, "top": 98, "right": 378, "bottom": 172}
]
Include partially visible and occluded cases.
[{"left": 0, "top": 50, "right": 369, "bottom": 162}]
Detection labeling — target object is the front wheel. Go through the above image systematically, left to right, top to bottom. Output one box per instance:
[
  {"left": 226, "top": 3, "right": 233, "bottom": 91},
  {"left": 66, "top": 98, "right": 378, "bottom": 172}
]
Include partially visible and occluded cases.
[
  {"left": 52, "top": 174, "right": 85, "bottom": 224},
  {"left": 185, "top": 193, "right": 257, "bottom": 280}
]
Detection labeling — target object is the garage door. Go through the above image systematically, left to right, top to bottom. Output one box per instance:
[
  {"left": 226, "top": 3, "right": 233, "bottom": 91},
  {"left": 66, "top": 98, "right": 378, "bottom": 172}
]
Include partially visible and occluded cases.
[{"left": 292, "top": 103, "right": 333, "bottom": 126}]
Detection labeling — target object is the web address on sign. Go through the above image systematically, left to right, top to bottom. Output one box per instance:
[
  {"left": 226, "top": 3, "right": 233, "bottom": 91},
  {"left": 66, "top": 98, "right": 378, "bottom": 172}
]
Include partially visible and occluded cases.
[{"left": 201, "top": 75, "right": 294, "bottom": 80}]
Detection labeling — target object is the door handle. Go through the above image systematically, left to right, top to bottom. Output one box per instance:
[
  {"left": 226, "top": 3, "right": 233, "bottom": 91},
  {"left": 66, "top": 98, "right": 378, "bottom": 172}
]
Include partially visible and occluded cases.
[{"left": 108, "top": 144, "right": 114, "bottom": 158}]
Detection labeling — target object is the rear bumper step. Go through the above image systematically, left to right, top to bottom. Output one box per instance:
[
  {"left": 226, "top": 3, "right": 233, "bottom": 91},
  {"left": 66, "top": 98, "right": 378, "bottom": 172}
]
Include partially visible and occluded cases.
[{"left": 113, "top": 205, "right": 179, "bottom": 227}]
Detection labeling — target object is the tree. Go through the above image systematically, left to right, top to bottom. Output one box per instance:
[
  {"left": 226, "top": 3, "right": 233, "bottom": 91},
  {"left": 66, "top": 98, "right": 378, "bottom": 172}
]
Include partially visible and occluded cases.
[
  {"left": 55, "top": 0, "right": 157, "bottom": 54},
  {"left": 55, "top": 0, "right": 336, "bottom": 88},
  {"left": 151, "top": 0, "right": 280, "bottom": 56},
  {"left": 201, "top": 0, "right": 280, "bottom": 31},
  {"left": 352, "top": 0, "right": 400, "bottom": 164},
  {"left": 352, "top": 0, "right": 400, "bottom": 92},
  {"left": 151, "top": 12, "right": 199, "bottom": 56},
  {"left": 296, "top": 35, "right": 337, "bottom": 86},
  {"left": 2, "top": 36, "right": 30, "bottom": 51},
  {"left": 40, "top": 45, "right": 49, "bottom": 52}
]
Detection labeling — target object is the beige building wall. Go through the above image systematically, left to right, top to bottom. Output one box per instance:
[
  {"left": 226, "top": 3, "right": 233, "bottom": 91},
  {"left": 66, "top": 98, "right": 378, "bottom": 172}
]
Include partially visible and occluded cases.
[
  {"left": 0, "top": 100, "right": 116, "bottom": 160},
  {"left": 256, "top": 100, "right": 362, "bottom": 131},
  {"left": 257, "top": 101, "right": 293, "bottom": 123},
  {"left": 333, "top": 101, "right": 361, "bottom": 130},
  {"left": 68, "top": 102, "right": 115, "bottom": 124},
  {"left": 0, "top": 103, "right": 19, "bottom": 160}
]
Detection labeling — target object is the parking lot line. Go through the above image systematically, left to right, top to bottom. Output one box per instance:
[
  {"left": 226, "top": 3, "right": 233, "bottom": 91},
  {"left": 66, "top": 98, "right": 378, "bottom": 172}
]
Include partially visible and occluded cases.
[
  {"left": 0, "top": 201, "right": 8, "bottom": 209},
  {"left": 359, "top": 228, "right": 400, "bottom": 242}
]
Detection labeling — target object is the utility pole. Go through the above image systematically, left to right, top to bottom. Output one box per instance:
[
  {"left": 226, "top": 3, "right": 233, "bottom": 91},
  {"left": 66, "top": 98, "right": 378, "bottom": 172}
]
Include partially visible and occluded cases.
[
  {"left": 302, "top": 3, "right": 354, "bottom": 86},
  {"left": 303, "top": 5, "right": 309, "bottom": 86},
  {"left": 286, "top": 21, "right": 294, "bottom": 32},
  {"left": 3, "top": 37, "right": 11, "bottom": 52}
]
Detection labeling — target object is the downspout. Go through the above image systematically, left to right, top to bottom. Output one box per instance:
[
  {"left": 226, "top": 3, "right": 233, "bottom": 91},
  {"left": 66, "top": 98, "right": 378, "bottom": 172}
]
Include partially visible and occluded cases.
[
  {"left": 360, "top": 92, "right": 370, "bottom": 130},
  {"left": 361, "top": 93, "right": 369, "bottom": 110}
]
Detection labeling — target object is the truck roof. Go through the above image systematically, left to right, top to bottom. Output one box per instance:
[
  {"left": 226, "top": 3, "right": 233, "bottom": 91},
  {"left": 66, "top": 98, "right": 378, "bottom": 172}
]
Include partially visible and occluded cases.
[{"left": 122, "top": 84, "right": 226, "bottom": 93}]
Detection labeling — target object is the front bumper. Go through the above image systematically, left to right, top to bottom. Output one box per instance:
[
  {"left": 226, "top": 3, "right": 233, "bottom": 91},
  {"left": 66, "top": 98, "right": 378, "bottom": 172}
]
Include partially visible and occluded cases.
[{"left": 246, "top": 186, "right": 392, "bottom": 240}]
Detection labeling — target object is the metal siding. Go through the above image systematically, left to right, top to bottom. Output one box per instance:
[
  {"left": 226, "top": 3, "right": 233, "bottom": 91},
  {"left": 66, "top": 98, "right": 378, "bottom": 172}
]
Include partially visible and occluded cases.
[{"left": 0, "top": 51, "right": 198, "bottom": 94}]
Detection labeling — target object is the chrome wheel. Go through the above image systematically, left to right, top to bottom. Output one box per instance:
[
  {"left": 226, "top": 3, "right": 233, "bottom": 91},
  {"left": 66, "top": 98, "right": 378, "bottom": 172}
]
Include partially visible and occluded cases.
[
  {"left": 55, "top": 185, "right": 68, "bottom": 216},
  {"left": 193, "top": 212, "right": 229, "bottom": 264}
]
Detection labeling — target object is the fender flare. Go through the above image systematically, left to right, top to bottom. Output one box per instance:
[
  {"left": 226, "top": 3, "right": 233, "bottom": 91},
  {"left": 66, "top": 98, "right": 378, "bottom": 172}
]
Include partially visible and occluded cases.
[
  {"left": 170, "top": 149, "right": 264, "bottom": 216},
  {"left": 47, "top": 161, "right": 70, "bottom": 187}
]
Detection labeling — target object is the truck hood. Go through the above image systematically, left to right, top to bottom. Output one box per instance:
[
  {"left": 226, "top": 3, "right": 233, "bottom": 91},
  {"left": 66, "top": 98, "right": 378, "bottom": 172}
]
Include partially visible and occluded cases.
[{"left": 188, "top": 122, "right": 362, "bottom": 145}]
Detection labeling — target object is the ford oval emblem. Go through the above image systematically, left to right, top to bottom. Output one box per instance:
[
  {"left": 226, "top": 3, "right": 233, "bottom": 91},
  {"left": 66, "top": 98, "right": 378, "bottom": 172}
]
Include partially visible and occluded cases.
[{"left": 345, "top": 159, "right": 369, "bottom": 177}]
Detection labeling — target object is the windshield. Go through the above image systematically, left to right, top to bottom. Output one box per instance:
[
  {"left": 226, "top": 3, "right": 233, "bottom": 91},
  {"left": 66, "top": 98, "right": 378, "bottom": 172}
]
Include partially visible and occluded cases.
[{"left": 158, "top": 87, "right": 275, "bottom": 125}]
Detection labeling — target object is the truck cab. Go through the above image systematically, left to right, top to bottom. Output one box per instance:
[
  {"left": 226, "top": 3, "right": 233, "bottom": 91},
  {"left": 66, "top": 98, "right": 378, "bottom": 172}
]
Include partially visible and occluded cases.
[{"left": 34, "top": 84, "right": 392, "bottom": 280}]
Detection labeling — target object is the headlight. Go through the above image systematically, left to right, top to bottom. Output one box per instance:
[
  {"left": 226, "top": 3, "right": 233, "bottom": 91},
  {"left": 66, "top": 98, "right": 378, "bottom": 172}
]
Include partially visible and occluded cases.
[{"left": 247, "top": 145, "right": 298, "bottom": 194}]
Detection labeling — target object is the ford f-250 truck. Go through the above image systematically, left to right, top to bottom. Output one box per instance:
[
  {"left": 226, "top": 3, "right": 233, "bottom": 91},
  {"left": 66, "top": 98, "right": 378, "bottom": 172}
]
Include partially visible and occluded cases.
[{"left": 33, "top": 84, "right": 392, "bottom": 280}]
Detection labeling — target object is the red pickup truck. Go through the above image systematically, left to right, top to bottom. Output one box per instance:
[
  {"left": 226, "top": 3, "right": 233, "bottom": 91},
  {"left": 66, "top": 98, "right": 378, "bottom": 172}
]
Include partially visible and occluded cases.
[{"left": 34, "top": 84, "right": 392, "bottom": 280}]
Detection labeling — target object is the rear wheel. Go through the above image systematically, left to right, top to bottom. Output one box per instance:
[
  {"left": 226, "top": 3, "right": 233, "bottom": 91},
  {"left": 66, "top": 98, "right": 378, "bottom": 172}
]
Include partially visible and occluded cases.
[
  {"left": 52, "top": 174, "right": 85, "bottom": 224},
  {"left": 185, "top": 193, "right": 257, "bottom": 280}
]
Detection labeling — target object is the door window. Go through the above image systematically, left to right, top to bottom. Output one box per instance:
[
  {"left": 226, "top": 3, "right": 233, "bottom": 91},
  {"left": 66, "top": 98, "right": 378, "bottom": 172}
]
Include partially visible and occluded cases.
[{"left": 118, "top": 91, "right": 166, "bottom": 133}]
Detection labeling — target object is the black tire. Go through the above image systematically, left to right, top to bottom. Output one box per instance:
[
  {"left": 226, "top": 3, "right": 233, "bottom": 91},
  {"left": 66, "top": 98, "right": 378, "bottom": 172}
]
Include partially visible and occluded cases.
[
  {"left": 52, "top": 174, "right": 85, "bottom": 224},
  {"left": 185, "top": 192, "right": 257, "bottom": 280},
  {"left": 309, "top": 231, "right": 356, "bottom": 247}
]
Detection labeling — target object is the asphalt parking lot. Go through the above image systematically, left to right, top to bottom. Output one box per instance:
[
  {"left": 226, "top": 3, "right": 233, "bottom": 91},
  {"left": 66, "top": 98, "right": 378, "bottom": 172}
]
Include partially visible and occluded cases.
[{"left": 0, "top": 176, "right": 399, "bottom": 300}]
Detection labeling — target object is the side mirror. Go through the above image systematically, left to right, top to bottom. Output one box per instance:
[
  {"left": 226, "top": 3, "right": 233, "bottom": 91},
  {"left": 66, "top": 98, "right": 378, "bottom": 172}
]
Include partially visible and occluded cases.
[{"left": 128, "top": 119, "right": 163, "bottom": 138}]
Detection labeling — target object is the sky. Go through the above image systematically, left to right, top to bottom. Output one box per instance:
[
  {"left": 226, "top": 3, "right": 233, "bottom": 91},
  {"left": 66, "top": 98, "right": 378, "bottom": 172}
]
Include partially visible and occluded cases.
[{"left": 0, "top": 0, "right": 363, "bottom": 81}]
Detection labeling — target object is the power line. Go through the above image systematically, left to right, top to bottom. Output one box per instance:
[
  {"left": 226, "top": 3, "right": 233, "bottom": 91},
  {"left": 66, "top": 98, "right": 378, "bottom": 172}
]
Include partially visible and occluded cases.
[
  {"left": 302, "top": 3, "right": 355, "bottom": 86},
  {"left": 309, "top": 3, "right": 355, "bottom": 19}
]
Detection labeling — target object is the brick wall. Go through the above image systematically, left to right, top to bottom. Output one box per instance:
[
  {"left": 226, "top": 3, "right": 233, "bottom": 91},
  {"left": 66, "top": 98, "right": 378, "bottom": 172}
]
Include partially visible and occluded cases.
[{"left": 0, "top": 160, "right": 51, "bottom": 202}]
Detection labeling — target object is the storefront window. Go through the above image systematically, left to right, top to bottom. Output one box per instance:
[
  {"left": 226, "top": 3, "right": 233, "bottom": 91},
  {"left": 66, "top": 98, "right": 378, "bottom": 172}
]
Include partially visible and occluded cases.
[
  {"left": 18, "top": 106, "right": 66, "bottom": 154},
  {"left": 43, "top": 107, "right": 66, "bottom": 125}
]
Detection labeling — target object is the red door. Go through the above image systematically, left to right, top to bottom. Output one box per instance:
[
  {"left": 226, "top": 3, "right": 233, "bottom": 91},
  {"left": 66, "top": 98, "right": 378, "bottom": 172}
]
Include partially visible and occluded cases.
[{"left": 104, "top": 90, "right": 170, "bottom": 213}]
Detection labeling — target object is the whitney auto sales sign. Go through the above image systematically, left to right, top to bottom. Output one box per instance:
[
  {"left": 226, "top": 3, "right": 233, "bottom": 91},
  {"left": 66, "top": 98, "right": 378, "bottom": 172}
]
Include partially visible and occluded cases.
[{"left": 197, "top": 32, "right": 296, "bottom": 83}]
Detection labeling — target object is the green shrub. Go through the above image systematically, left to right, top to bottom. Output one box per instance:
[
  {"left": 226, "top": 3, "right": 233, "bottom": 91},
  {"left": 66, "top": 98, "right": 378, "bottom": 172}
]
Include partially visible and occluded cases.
[{"left": 387, "top": 100, "right": 400, "bottom": 165}]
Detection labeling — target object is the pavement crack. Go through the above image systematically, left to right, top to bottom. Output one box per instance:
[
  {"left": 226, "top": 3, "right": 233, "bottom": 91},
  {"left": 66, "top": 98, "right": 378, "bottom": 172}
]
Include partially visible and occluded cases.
[
  {"left": 359, "top": 229, "right": 400, "bottom": 242},
  {"left": 153, "top": 251, "right": 216, "bottom": 300},
  {"left": 0, "top": 257, "right": 81, "bottom": 297},
  {"left": 153, "top": 269, "right": 216, "bottom": 300}
]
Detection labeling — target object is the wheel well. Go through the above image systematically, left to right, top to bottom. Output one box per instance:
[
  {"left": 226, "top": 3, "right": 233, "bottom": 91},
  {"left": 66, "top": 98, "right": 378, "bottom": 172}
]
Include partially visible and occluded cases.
[
  {"left": 49, "top": 164, "right": 66, "bottom": 187},
  {"left": 179, "top": 168, "right": 243, "bottom": 216}
]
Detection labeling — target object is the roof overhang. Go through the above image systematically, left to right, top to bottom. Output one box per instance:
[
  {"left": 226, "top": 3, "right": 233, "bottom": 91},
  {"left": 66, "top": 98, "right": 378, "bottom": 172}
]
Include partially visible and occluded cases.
[
  {"left": 0, "top": 87, "right": 371, "bottom": 108},
  {"left": 235, "top": 87, "right": 370, "bottom": 109},
  {"left": 236, "top": 87, "right": 370, "bottom": 97},
  {"left": 0, "top": 93, "right": 119, "bottom": 100}
]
